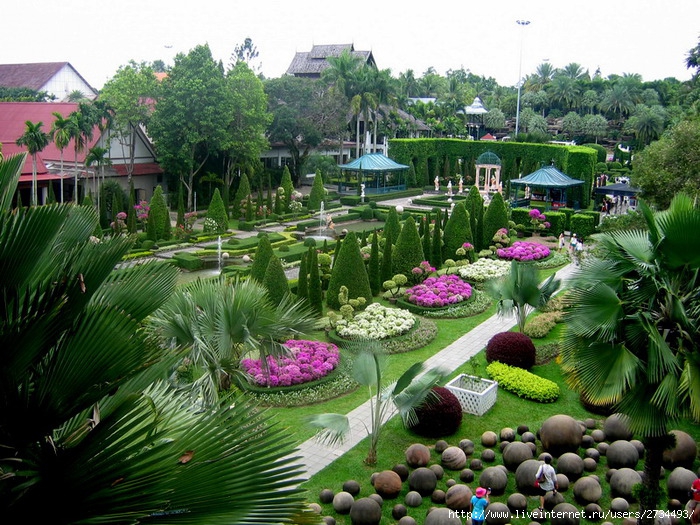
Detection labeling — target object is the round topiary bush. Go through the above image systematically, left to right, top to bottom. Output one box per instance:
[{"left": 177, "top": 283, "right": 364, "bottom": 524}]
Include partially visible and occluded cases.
[
  {"left": 486, "top": 331, "right": 536, "bottom": 370},
  {"left": 409, "top": 386, "right": 463, "bottom": 437}
]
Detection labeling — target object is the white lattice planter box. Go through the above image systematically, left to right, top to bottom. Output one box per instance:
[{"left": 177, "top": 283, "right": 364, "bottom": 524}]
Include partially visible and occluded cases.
[{"left": 446, "top": 374, "right": 498, "bottom": 416}]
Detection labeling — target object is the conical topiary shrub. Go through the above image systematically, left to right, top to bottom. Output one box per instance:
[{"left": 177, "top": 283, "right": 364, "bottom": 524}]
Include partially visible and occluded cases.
[
  {"left": 482, "top": 192, "right": 509, "bottom": 249},
  {"left": 442, "top": 201, "right": 472, "bottom": 262},
  {"left": 392, "top": 215, "right": 424, "bottom": 278},
  {"left": 326, "top": 231, "right": 372, "bottom": 311},
  {"left": 249, "top": 234, "right": 274, "bottom": 283},
  {"left": 262, "top": 254, "right": 290, "bottom": 306}
]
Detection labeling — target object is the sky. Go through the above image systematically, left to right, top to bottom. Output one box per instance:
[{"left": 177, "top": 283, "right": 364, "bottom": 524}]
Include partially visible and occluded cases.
[{"left": 2, "top": 0, "right": 698, "bottom": 91}]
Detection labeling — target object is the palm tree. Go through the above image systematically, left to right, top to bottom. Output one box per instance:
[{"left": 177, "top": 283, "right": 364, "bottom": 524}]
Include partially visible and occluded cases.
[
  {"left": 557, "top": 62, "right": 589, "bottom": 80},
  {"left": 549, "top": 76, "right": 581, "bottom": 113},
  {"left": 600, "top": 84, "right": 635, "bottom": 122},
  {"left": 67, "top": 110, "right": 92, "bottom": 203},
  {"left": 51, "top": 112, "right": 72, "bottom": 203},
  {"left": 15, "top": 120, "right": 50, "bottom": 206},
  {"left": 84, "top": 146, "right": 112, "bottom": 212},
  {"left": 0, "top": 155, "right": 317, "bottom": 524},
  {"left": 561, "top": 194, "right": 700, "bottom": 525},
  {"left": 487, "top": 261, "right": 561, "bottom": 333},
  {"left": 147, "top": 278, "right": 319, "bottom": 407},
  {"left": 309, "top": 339, "right": 448, "bottom": 466}
]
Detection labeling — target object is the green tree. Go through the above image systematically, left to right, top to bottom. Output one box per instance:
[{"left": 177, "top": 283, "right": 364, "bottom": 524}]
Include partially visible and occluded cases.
[
  {"left": 149, "top": 44, "right": 233, "bottom": 211},
  {"left": 50, "top": 111, "right": 72, "bottom": 203},
  {"left": 15, "top": 120, "right": 50, "bottom": 206},
  {"left": 85, "top": 145, "right": 112, "bottom": 216},
  {"left": 0, "top": 156, "right": 314, "bottom": 523},
  {"left": 280, "top": 165, "right": 295, "bottom": 212},
  {"left": 308, "top": 168, "right": 326, "bottom": 211},
  {"left": 232, "top": 171, "right": 251, "bottom": 219},
  {"left": 127, "top": 178, "right": 137, "bottom": 233},
  {"left": 147, "top": 185, "right": 169, "bottom": 241},
  {"left": 466, "top": 186, "right": 485, "bottom": 251},
  {"left": 206, "top": 188, "right": 228, "bottom": 233},
  {"left": 482, "top": 192, "right": 508, "bottom": 248},
  {"left": 561, "top": 194, "right": 700, "bottom": 524},
  {"left": 442, "top": 201, "right": 472, "bottom": 261},
  {"left": 383, "top": 206, "right": 402, "bottom": 247},
  {"left": 431, "top": 209, "right": 444, "bottom": 268},
  {"left": 421, "top": 214, "right": 432, "bottom": 264},
  {"left": 392, "top": 215, "right": 424, "bottom": 277},
  {"left": 367, "top": 230, "right": 381, "bottom": 295},
  {"left": 380, "top": 230, "right": 393, "bottom": 284},
  {"left": 326, "top": 231, "right": 373, "bottom": 310},
  {"left": 249, "top": 233, "right": 274, "bottom": 283},
  {"left": 296, "top": 247, "right": 310, "bottom": 301},
  {"left": 308, "top": 247, "right": 324, "bottom": 316},
  {"left": 262, "top": 254, "right": 290, "bottom": 307},
  {"left": 487, "top": 261, "right": 561, "bottom": 333}
]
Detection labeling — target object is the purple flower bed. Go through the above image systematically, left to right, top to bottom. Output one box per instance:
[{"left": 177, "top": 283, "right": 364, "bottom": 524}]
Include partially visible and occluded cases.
[
  {"left": 496, "top": 241, "right": 551, "bottom": 261},
  {"left": 404, "top": 274, "right": 472, "bottom": 308},
  {"left": 241, "top": 340, "right": 340, "bottom": 387}
]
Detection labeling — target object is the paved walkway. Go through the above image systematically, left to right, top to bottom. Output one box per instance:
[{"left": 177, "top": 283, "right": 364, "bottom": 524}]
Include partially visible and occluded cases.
[{"left": 292, "top": 262, "right": 579, "bottom": 481}]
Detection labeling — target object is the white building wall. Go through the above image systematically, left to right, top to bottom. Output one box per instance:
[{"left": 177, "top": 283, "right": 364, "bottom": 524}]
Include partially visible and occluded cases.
[{"left": 42, "top": 64, "right": 97, "bottom": 101}]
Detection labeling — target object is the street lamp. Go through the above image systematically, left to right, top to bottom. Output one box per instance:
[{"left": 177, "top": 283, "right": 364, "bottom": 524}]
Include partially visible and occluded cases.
[{"left": 515, "top": 19, "right": 530, "bottom": 137}]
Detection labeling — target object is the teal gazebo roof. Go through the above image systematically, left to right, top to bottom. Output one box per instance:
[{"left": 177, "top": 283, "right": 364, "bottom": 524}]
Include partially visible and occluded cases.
[
  {"left": 476, "top": 151, "right": 501, "bottom": 166},
  {"left": 339, "top": 153, "right": 408, "bottom": 171},
  {"left": 510, "top": 165, "right": 584, "bottom": 188}
]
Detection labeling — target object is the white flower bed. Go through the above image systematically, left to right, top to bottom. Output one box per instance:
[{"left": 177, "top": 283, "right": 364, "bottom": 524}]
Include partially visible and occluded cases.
[
  {"left": 457, "top": 258, "right": 512, "bottom": 282},
  {"left": 335, "top": 303, "right": 415, "bottom": 340}
]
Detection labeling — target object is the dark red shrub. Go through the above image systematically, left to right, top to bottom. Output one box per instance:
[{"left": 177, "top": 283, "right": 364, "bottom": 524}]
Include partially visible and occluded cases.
[
  {"left": 485, "top": 331, "right": 536, "bottom": 370},
  {"left": 409, "top": 386, "right": 463, "bottom": 438}
]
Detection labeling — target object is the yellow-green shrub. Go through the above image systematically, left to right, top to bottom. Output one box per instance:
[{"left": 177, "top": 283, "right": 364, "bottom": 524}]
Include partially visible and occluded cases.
[{"left": 486, "top": 361, "right": 559, "bottom": 403}]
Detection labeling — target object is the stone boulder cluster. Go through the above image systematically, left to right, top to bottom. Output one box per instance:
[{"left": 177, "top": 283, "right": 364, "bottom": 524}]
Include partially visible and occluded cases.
[{"left": 311, "top": 413, "right": 699, "bottom": 525}]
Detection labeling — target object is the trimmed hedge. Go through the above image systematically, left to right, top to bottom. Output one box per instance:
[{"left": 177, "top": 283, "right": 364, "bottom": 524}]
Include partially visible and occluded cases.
[
  {"left": 569, "top": 213, "right": 596, "bottom": 239},
  {"left": 171, "top": 252, "right": 203, "bottom": 271},
  {"left": 486, "top": 331, "right": 536, "bottom": 370},
  {"left": 486, "top": 361, "right": 560, "bottom": 403}
]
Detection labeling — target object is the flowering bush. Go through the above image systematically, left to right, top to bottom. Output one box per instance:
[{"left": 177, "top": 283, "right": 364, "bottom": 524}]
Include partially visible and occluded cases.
[
  {"left": 134, "top": 200, "right": 149, "bottom": 231},
  {"left": 529, "top": 209, "right": 551, "bottom": 230},
  {"left": 110, "top": 211, "right": 127, "bottom": 235},
  {"left": 496, "top": 241, "right": 551, "bottom": 262},
  {"left": 455, "top": 242, "right": 474, "bottom": 257},
  {"left": 457, "top": 258, "right": 512, "bottom": 282},
  {"left": 411, "top": 260, "right": 436, "bottom": 283},
  {"left": 404, "top": 274, "right": 472, "bottom": 308},
  {"left": 335, "top": 303, "right": 415, "bottom": 340},
  {"left": 241, "top": 340, "right": 340, "bottom": 387}
]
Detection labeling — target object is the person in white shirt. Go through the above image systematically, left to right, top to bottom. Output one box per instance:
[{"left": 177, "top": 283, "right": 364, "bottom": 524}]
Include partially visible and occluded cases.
[{"left": 535, "top": 454, "right": 558, "bottom": 512}]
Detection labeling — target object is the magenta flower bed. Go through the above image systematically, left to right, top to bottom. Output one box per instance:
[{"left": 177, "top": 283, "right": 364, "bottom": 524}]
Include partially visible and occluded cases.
[
  {"left": 497, "top": 241, "right": 551, "bottom": 261},
  {"left": 404, "top": 274, "right": 473, "bottom": 308},
  {"left": 241, "top": 340, "right": 340, "bottom": 387}
]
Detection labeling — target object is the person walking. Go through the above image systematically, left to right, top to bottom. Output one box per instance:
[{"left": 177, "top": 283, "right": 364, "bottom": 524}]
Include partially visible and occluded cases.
[
  {"left": 558, "top": 232, "right": 566, "bottom": 252},
  {"left": 535, "top": 455, "right": 558, "bottom": 512},
  {"left": 470, "top": 486, "right": 490, "bottom": 525}
]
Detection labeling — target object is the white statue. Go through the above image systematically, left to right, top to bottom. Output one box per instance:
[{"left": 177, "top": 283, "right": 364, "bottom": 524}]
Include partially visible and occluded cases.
[
  {"left": 434, "top": 176, "right": 440, "bottom": 192},
  {"left": 458, "top": 176, "right": 464, "bottom": 194},
  {"left": 447, "top": 180, "right": 453, "bottom": 196}
]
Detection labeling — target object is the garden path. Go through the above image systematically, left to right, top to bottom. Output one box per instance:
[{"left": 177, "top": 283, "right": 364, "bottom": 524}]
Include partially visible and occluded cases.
[{"left": 291, "top": 261, "right": 580, "bottom": 482}]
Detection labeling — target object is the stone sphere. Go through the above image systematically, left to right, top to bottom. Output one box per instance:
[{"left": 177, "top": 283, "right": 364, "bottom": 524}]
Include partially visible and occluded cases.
[
  {"left": 242, "top": 254, "right": 251, "bottom": 263},
  {"left": 603, "top": 414, "right": 633, "bottom": 441},
  {"left": 539, "top": 415, "right": 583, "bottom": 456},
  {"left": 584, "top": 418, "right": 597, "bottom": 429},
  {"left": 517, "top": 424, "right": 530, "bottom": 435},
  {"left": 501, "top": 427, "right": 516, "bottom": 442},
  {"left": 591, "top": 429, "right": 606, "bottom": 442},
  {"left": 663, "top": 430, "right": 698, "bottom": 470},
  {"left": 482, "top": 431, "right": 498, "bottom": 447},
  {"left": 522, "top": 431, "right": 537, "bottom": 443},
  {"left": 581, "top": 435, "right": 595, "bottom": 449},
  {"left": 435, "top": 439, "right": 449, "bottom": 453},
  {"left": 459, "top": 439, "right": 475, "bottom": 455},
  {"left": 630, "top": 439, "right": 645, "bottom": 457},
  {"left": 606, "top": 440, "right": 640, "bottom": 469},
  {"left": 499, "top": 441, "right": 510, "bottom": 452},
  {"left": 503, "top": 441, "right": 534, "bottom": 471},
  {"left": 527, "top": 442, "right": 538, "bottom": 454},
  {"left": 597, "top": 442, "right": 609, "bottom": 455},
  {"left": 405, "top": 443, "right": 431, "bottom": 468},
  {"left": 442, "top": 446, "right": 467, "bottom": 470},
  {"left": 481, "top": 448, "right": 496, "bottom": 462},
  {"left": 584, "top": 448, "right": 600, "bottom": 461},
  {"left": 558, "top": 452, "right": 585, "bottom": 481},
  {"left": 470, "top": 458, "right": 483, "bottom": 470},
  {"left": 583, "top": 458, "right": 598, "bottom": 472},
  {"left": 515, "top": 459, "right": 545, "bottom": 495},
  {"left": 393, "top": 464, "right": 410, "bottom": 481},
  {"left": 430, "top": 464, "right": 445, "bottom": 480},
  {"left": 479, "top": 466, "right": 509, "bottom": 495},
  {"left": 408, "top": 467, "right": 438, "bottom": 496},
  {"left": 667, "top": 467, "right": 697, "bottom": 501},
  {"left": 459, "top": 468, "right": 474, "bottom": 482},
  {"left": 606, "top": 468, "right": 617, "bottom": 482},
  {"left": 610, "top": 468, "right": 642, "bottom": 500},
  {"left": 372, "top": 470, "right": 402, "bottom": 499},
  {"left": 556, "top": 473, "right": 570, "bottom": 492},
  {"left": 573, "top": 476, "right": 602, "bottom": 503},
  {"left": 446, "top": 478, "right": 456, "bottom": 487},
  {"left": 343, "top": 480, "right": 361, "bottom": 496},
  {"left": 445, "top": 483, "right": 473, "bottom": 511},
  {"left": 319, "top": 488, "right": 335, "bottom": 503},
  {"left": 431, "top": 489, "right": 446, "bottom": 503},
  {"left": 544, "top": 490, "right": 566, "bottom": 509},
  {"left": 332, "top": 491, "right": 354, "bottom": 514},
  {"left": 404, "top": 491, "right": 423, "bottom": 507},
  {"left": 507, "top": 492, "right": 528, "bottom": 513},
  {"left": 368, "top": 493, "right": 383, "bottom": 507},
  {"left": 349, "top": 497, "right": 382, "bottom": 525},
  {"left": 610, "top": 497, "right": 630, "bottom": 512},
  {"left": 309, "top": 502, "right": 322, "bottom": 513},
  {"left": 485, "top": 502, "right": 511, "bottom": 525},
  {"left": 550, "top": 502, "right": 580, "bottom": 525},
  {"left": 584, "top": 503, "right": 604, "bottom": 521},
  {"left": 392, "top": 504, "right": 407, "bottom": 520},
  {"left": 424, "top": 507, "right": 462, "bottom": 525},
  {"left": 323, "top": 516, "right": 336, "bottom": 525},
  {"left": 398, "top": 517, "right": 418, "bottom": 525}
]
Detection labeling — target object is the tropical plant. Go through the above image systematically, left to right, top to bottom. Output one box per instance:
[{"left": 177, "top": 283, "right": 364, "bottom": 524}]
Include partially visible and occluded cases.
[
  {"left": 50, "top": 111, "right": 72, "bottom": 203},
  {"left": 15, "top": 120, "right": 50, "bottom": 206},
  {"left": 0, "top": 154, "right": 315, "bottom": 524},
  {"left": 560, "top": 194, "right": 700, "bottom": 524},
  {"left": 487, "top": 260, "right": 561, "bottom": 333},
  {"left": 147, "top": 278, "right": 318, "bottom": 406},
  {"left": 308, "top": 339, "right": 449, "bottom": 466}
]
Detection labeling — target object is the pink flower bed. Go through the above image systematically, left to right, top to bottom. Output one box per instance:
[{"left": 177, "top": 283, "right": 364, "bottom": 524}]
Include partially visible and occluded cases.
[
  {"left": 496, "top": 241, "right": 551, "bottom": 261},
  {"left": 404, "top": 274, "right": 472, "bottom": 308},
  {"left": 241, "top": 340, "right": 340, "bottom": 387}
]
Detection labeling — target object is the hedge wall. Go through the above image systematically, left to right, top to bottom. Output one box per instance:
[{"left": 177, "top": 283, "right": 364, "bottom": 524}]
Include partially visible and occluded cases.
[{"left": 569, "top": 213, "right": 596, "bottom": 239}]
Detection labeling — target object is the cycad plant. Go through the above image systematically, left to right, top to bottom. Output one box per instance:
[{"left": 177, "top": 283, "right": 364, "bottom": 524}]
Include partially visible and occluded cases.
[
  {"left": 0, "top": 153, "right": 318, "bottom": 524},
  {"left": 560, "top": 194, "right": 700, "bottom": 524},
  {"left": 309, "top": 339, "right": 448, "bottom": 466}
]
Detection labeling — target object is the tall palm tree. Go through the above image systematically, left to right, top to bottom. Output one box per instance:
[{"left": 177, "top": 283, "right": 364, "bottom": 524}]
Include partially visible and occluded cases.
[
  {"left": 557, "top": 62, "right": 589, "bottom": 80},
  {"left": 599, "top": 84, "right": 634, "bottom": 122},
  {"left": 67, "top": 111, "right": 92, "bottom": 203},
  {"left": 51, "top": 112, "right": 72, "bottom": 203},
  {"left": 15, "top": 120, "right": 50, "bottom": 206},
  {"left": 84, "top": 146, "right": 112, "bottom": 212},
  {"left": 0, "top": 155, "right": 317, "bottom": 524},
  {"left": 561, "top": 194, "right": 700, "bottom": 524},
  {"left": 147, "top": 278, "right": 319, "bottom": 407}
]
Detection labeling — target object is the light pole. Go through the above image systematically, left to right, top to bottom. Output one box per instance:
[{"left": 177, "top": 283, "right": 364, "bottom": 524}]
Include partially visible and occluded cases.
[{"left": 515, "top": 19, "right": 530, "bottom": 137}]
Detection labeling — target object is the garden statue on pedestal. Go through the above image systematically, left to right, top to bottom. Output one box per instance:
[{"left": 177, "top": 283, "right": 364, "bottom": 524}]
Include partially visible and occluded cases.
[{"left": 434, "top": 176, "right": 440, "bottom": 192}]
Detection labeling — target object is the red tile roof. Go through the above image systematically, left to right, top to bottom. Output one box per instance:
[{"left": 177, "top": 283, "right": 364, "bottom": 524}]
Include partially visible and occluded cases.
[{"left": 114, "top": 163, "right": 163, "bottom": 176}]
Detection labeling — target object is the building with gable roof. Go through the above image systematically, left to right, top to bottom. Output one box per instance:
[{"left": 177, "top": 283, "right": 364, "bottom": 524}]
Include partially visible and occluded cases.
[
  {"left": 285, "top": 44, "right": 376, "bottom": 78},
  {"left": 0, "top": 62, "right": 98, "bottom": 101}
]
